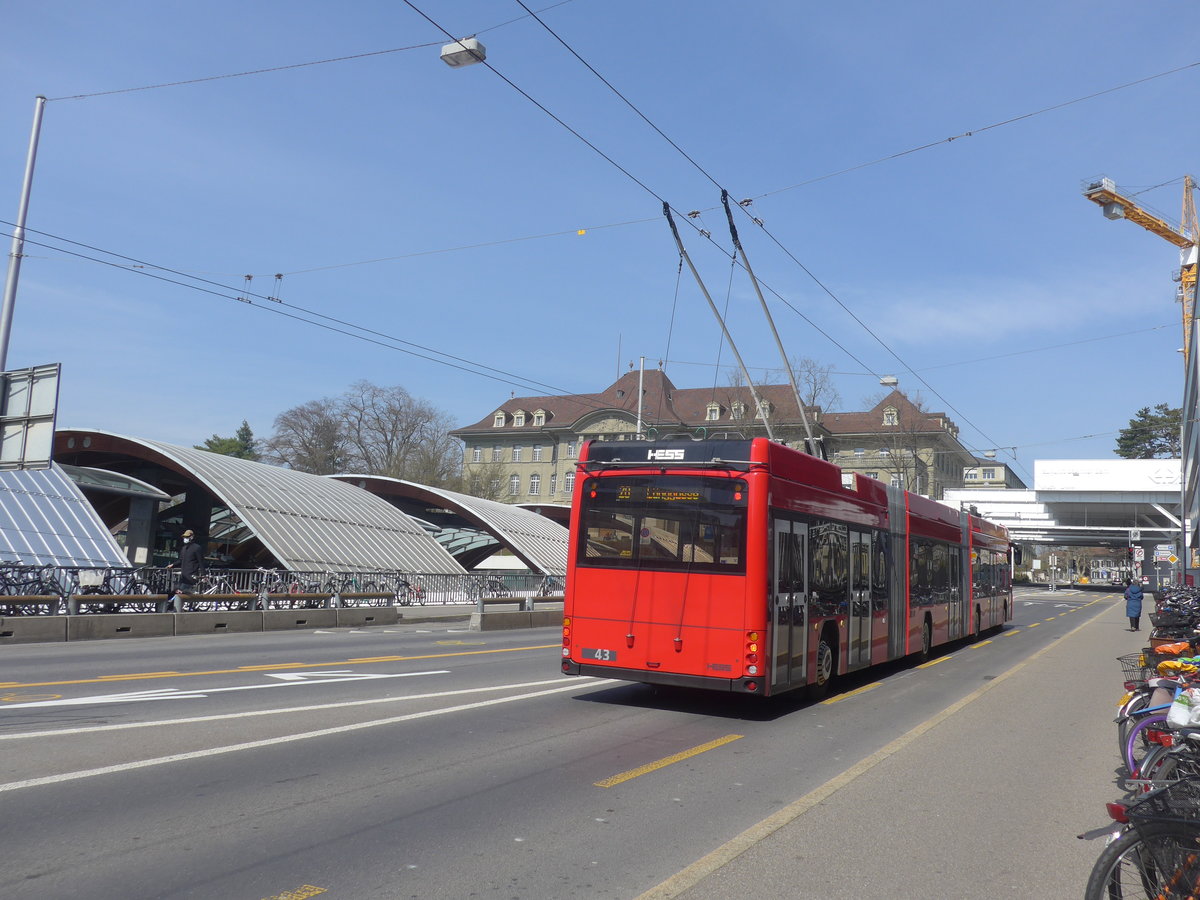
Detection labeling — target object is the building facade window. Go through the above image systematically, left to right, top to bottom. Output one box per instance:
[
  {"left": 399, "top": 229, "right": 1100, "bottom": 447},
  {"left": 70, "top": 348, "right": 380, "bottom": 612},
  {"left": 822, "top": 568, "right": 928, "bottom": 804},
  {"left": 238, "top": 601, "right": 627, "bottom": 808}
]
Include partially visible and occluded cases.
[
  {"left": 731, "top": 401, "right": 745, "bottom": 419},
  {"left": 706, "top": 403, "right": 720, "bottom": 421},
  {"left": 883, "top": 407, "right": 898, "bottom": 426},
  {"left": 533, "top": 410, "right": 545, "bottom": 426},
  {"left": 513, "top": 411, "right": 526, "bottom": 427},
  {"left": 493, "top": 412, "right": 505, "bottom": 427},
  {"left": 567, "top": 441, "right": 576, "bottom": 457},
  {"left": 532, "top": 445, "right": 542, "bottom": 462},
  {"left": 472, "top": 446, "right": 482, "bottom": 463},
  {"left": 492, "top": 446, "right": 502, "bottom": 462},
  {"left": 512, "top": 446, "right": 523, "bottom": 462},
  {"left": 982, "top": 468, "right": 995, "bottom": 480},
  {"left": 966, "top": 469, "right": 979, "bottom": 480},
  {"left": 564, "top": 471, "right": 575, "bottom": 494},
  {"left": 865, "top": 471, "right": 879, "bottom": 479},
  {"left": 529, "top": 473, "right": 540, "bottom": 496},
  {"left": 549, "top": 473, "right": 557, "bottom": 494},
  {"left": 890, "top": 473, "right": 904, "bottom": 488},
  {"left": 509, "top": 474, "right": 520, "bottom": 496}
]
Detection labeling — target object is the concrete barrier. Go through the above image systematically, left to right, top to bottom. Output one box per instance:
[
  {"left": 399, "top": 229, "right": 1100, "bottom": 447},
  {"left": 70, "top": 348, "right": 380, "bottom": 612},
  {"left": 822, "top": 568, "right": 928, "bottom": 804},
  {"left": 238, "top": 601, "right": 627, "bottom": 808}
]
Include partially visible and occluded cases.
[
  {"left": 470, "top": 603, "right": 562, "bottom": 631},
  {"left": 336, "top": 607, "right": 399, "bottom": 627},
  {"left": 262, "top": 608, "right": 338, "bottom": 630},
  {"left": 175, "top": 611, "right": 264, "bottom": 635},
  {"left": 67, "top": 613, "right": 175, "bottom": 641},
  {"left": 0, "top": 616, "right": 68, "bottom": 644}
]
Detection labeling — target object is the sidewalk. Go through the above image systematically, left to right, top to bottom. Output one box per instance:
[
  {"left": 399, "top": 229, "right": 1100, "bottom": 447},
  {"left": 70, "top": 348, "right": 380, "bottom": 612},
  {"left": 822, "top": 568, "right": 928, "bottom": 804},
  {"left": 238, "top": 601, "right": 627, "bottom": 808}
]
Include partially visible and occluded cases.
[{"left": 644, "top": 594, "right": 1135, "bottom": 899}]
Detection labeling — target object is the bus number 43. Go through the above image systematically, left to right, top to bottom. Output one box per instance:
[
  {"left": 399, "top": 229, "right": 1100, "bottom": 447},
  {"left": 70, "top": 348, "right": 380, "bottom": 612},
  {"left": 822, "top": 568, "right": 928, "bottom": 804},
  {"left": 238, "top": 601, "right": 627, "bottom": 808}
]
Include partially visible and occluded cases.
[{"left": 583, "top": 648, "right": 617, "bottom": 662}]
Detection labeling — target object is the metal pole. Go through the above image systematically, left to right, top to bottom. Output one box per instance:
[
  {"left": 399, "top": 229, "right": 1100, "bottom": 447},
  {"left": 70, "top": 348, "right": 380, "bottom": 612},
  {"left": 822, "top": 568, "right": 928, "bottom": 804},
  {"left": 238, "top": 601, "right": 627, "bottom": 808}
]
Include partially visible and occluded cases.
[
  {"left": 0, "top": 96, "right": 47, "bottom": 371},
  {"left": 636, "top": 356, "right": 644, "bottom": 436}
]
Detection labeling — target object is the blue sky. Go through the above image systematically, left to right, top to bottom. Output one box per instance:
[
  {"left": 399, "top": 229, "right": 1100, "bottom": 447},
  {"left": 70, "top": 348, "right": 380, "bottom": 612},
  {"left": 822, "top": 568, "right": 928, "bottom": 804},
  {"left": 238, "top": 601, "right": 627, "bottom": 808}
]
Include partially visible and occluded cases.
[{"left": 3, "top": 1, "right": 1197, "bottom": 484}]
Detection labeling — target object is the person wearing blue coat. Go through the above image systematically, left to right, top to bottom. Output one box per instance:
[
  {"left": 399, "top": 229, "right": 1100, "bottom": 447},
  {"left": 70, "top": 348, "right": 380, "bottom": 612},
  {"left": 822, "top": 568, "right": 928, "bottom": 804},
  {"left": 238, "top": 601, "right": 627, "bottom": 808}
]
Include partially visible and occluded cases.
[{"left": 1124, "top": 579, "right": 1144, "bottom": 632}]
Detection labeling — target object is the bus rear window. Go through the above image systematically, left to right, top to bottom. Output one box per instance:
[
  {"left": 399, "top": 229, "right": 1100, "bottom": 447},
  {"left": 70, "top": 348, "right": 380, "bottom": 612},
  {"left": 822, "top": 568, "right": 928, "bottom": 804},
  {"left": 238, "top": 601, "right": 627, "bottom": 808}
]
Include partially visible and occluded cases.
[{"left": 578, "top": 475, "right": 747, "bottom": 573}]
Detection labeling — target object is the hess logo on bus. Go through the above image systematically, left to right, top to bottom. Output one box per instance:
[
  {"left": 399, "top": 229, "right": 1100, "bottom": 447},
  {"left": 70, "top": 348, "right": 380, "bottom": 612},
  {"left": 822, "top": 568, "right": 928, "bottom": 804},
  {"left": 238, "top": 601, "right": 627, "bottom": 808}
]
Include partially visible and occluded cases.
[{"left": 646, "top": 449, "right": 685, "bottom": 461}]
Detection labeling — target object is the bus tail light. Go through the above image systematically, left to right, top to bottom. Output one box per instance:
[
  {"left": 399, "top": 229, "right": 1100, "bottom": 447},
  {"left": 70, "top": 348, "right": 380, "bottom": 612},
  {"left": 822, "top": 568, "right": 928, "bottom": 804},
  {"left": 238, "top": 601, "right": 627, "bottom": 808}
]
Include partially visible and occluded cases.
[{"left": 745, "top": 632, "right": 760, "bottom": 674}]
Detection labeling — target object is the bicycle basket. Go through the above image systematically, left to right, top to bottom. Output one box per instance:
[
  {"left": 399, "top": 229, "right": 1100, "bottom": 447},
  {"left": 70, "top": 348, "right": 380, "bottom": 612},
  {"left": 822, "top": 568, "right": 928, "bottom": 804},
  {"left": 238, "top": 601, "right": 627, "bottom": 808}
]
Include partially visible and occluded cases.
[
  {"left": 77, "top": 569, "right": 105, "bottom": 588},
  {"left": 1120, "top": 653, "right": 1153, "bottom": 683},
  {"left": 1129, "top": 776, "right": 1200, "bottom": 827}
]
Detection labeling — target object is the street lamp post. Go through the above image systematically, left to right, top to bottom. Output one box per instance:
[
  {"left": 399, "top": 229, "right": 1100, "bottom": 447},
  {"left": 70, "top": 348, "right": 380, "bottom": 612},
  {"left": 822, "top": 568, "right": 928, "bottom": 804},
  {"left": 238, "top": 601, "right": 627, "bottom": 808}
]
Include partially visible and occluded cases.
[{"left": 0, "top": 95, "right": 47, "bottom": 371}]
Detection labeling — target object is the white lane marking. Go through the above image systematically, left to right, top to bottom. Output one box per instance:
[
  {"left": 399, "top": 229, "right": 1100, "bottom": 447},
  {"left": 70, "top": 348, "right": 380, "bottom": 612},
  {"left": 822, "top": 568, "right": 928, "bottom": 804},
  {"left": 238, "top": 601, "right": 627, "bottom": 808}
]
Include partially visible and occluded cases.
[
  {"left": 0, "top": 670, "right": 447, "bottom": 709},
  {"left": 0, "top": 677, "right": 599, "bottom": 740},
  {"left": 0, "top": 679, "right": 614, "bottom": 793}
]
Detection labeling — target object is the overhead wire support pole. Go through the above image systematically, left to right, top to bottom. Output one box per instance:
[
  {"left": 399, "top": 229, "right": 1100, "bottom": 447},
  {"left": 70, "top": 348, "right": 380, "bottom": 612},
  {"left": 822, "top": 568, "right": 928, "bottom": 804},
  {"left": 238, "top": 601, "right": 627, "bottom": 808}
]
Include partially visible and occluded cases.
[
  {"left": 0, "top": 95, "right": 47, "bottom": 371},
  {"left": 721, "top": 191, "right": 819, "bottom": 457},
  {"left": 662, "top": 202, "right": 775, "bottom": 442}
]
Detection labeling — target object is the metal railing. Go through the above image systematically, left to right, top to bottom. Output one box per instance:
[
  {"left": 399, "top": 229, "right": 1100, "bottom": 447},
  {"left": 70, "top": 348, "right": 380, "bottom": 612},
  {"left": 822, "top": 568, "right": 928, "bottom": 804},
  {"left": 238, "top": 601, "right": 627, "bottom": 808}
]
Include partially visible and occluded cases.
[{"left": 0, "top": 564, "right": 564, "bottom": 615}]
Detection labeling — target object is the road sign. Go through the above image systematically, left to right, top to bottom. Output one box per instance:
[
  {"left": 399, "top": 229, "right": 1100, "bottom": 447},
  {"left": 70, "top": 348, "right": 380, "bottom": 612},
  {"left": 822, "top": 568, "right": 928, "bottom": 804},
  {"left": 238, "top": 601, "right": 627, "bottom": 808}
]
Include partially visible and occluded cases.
[
  {"left": 1130, "top": 529, "right": 1141, "bottom": 541},
  {"left": 1134, "top": 547, "right": 1145, "bottom": 562}
]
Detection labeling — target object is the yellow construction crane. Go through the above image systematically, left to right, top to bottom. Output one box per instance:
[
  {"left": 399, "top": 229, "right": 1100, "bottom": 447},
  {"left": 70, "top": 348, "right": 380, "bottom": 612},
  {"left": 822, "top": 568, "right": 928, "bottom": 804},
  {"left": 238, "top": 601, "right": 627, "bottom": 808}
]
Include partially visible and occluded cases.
[{"left": 1083, "top": 175, "right": 1199, "bottom": 361}]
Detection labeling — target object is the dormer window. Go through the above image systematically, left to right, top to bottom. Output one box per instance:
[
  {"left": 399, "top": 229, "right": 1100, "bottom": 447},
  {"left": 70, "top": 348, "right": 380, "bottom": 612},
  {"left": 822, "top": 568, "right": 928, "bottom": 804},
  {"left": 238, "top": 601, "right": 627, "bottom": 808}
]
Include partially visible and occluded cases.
[
  {"left": 756, "top": 399, "right": 771, "bottom": 418},
  {"left": 730, "top": 401, "right": 745, "bottom": 419},
  {"left": 706, "top": 403, "right": 720, "bottom": 421},
  {"left": 883, "top": 407, "right": 898, "bottom": 426},
  {"left": 513, "top": 410, "right": 526, "bottom": 427},
  {"left": 533, "top": 410, "right": 545, "bottom": 427},
  {"left": 493, "top": 412, "right": 506, "bottom": 427}
]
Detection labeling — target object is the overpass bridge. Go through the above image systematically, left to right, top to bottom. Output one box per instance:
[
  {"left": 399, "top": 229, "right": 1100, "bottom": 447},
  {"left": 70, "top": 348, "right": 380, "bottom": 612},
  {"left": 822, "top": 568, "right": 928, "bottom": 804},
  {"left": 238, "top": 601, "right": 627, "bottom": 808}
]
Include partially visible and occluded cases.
[{"left": 944, "top": 458, "right": 1186, "bottom": 583}]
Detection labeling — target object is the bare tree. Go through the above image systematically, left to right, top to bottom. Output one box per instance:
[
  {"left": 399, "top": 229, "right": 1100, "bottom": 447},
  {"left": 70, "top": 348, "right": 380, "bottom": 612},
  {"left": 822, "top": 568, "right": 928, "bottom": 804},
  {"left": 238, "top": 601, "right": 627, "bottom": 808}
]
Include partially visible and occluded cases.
[
  {"left": 767, "top": 356, "right": 842, "bottom": 412},
  {"left": 340, "top": 381, "right": 449, "bottom": 479},
  {"left": 263, "top": 382, "right": 460, "bottom": 485},
  {"left": 263, "top": 398, "right": 350, "bottom": 474},
  {"left": 457, "top": 456, "right": 514, "bottom": 501}
]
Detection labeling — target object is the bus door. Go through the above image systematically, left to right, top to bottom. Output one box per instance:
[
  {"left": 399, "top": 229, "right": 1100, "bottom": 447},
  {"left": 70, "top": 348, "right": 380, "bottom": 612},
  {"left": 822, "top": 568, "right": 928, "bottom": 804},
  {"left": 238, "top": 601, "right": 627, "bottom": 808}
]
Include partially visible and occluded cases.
[
  {"left": 771, "top": 518, "right": 808, "bottom": 689},
  {"left": 847, "top": 530, "right": 871, "bottom": 670}
]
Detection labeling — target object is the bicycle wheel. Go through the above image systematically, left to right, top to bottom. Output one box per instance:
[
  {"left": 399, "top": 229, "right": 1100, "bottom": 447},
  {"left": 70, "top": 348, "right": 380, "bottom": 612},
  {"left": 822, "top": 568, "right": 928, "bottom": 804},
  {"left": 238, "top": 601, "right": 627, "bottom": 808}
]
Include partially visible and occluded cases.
[
  {"left": 1120, "top": 692, "right": 1154, "bottom": 757},
  {"left": 1126, "top": 714, "right": 1171, "bottom": 776},
  {"left": 1084, "top": 822, "right": 1200, "bottom": 900}
]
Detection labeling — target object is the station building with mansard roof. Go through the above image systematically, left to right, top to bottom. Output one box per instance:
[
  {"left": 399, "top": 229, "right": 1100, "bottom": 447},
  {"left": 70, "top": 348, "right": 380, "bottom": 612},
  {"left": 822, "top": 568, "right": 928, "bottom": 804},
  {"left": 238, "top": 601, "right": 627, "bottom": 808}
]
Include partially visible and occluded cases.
[{"left": 451, "top": 371, "right": 1018, "bottom": 505}]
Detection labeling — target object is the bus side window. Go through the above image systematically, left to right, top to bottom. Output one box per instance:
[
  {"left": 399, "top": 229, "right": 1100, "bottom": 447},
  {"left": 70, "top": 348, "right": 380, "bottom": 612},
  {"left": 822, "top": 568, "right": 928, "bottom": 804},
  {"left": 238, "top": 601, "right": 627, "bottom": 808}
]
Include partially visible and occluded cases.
[{"left": 871, "top": 530, "right": 889, "bottom": 613}]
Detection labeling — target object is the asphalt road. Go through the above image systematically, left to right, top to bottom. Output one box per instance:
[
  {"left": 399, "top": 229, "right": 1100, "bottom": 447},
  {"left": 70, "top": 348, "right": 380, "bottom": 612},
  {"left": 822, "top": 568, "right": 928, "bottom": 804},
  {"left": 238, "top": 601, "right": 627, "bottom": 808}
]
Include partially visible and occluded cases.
[{"left": 0, "top": 587, "right": 1130, "bottom": 899}]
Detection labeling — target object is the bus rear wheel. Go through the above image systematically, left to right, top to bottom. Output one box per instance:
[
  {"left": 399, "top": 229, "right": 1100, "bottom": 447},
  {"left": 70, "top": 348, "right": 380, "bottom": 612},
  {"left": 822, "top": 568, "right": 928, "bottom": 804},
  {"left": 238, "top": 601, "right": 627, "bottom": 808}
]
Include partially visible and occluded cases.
[
  {"left": 918, "top": 618, "right": 933, "bottom": 663},
  {"left": 805, "top": 631, "right": 836, "bottom": 700}
]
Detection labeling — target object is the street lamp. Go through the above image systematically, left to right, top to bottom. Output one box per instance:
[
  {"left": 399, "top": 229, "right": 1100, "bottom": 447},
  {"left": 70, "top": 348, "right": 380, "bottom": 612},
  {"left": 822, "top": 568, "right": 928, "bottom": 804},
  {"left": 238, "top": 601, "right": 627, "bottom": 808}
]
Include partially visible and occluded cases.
[
  {"left": 440, "top": 37, "right": 486, "bottom": 67},
  {"left": 0, "top": 95, "right": 47, "bottom": 371}
]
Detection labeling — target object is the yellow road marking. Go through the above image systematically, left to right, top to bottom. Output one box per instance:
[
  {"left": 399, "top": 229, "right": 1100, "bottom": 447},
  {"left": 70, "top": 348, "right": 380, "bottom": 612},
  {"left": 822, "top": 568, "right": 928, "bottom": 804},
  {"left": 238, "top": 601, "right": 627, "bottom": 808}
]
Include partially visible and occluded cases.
[
  {"left": 1045, "top": 616, "right": 1058, "bottom": 621},
  {"left": 1029, "top": 622, "right": 1040, "bottom": 628},
  {"left": 1004, "top": 629, "right": 1019, "bottom": 636},
  {"left": 967, "top": 640, "right": 993, "bottom": 649},
  {"left": 0, "top": 645, "right": 560, "bottom": 690},
  {"left": 917, "top": 656, "right": 949, "bottom": 669},
  {"left": 97, "top": 671, "right": 179, "bottom": 680},
  {"left": 821, "top": 682, "right": 880, "bottom": 704},
  {"left": 1, "top": 693, "right": 62, "bottom": 703},
  {"left": 595, "top": 734, "right": 743, "bottom": 788},
  {"left": 261, "top": 885, "right": 326, "bottom": 900}
]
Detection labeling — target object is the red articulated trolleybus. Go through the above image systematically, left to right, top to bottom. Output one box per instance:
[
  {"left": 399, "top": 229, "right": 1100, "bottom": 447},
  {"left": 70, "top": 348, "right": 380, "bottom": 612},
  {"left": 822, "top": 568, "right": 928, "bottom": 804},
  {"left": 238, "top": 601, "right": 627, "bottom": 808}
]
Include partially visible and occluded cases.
[{"left": 560, "top": 437, "right": 1012, "bottom": 697}]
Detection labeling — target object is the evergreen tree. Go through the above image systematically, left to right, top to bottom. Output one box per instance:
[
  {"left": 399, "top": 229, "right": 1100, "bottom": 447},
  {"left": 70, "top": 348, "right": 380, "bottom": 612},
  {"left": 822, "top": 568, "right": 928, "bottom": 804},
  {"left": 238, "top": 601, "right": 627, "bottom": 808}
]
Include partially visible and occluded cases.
[
  {"left": 1115, "top": 404, "right": 1181, "bottom": 459},
  {"left": 196, "top": 419, "right": 260, "bottom": 460}
]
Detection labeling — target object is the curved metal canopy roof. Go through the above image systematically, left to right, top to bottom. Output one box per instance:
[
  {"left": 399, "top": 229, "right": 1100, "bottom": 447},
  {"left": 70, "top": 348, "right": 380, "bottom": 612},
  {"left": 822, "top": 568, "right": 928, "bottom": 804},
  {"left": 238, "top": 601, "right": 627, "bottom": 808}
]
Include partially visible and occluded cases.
[
  {"left": 55, "top": 430, "right": 465, "bottom": 574},
  {"left": 0, "top": 462, "right": 130, "bottom": 567},
  {"left": 333, "top": 476, "right": 569, "bottom": 575}
]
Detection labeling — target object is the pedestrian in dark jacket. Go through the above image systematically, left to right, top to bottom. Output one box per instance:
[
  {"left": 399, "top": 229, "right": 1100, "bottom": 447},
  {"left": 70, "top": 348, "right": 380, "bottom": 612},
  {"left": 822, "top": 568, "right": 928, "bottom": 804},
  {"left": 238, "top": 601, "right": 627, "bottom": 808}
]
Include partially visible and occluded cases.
[
  {"left": 167, "top": 529, "right": 204, "bottom": 612},
  {"left": 1124, "top": 579, "right": 1144, "bottom": 632}
]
